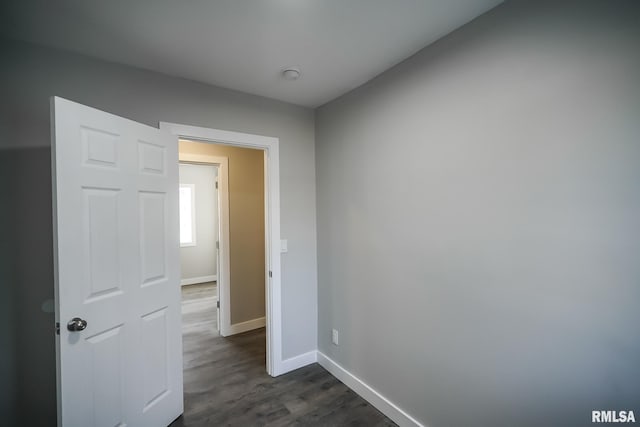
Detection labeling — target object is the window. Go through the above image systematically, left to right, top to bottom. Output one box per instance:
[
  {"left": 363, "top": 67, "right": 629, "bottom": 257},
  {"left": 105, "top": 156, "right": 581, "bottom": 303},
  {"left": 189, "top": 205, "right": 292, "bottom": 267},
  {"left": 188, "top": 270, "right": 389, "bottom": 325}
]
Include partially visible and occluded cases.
[{"left": 179, "top": 184, "right": 196, "bottom": 247}]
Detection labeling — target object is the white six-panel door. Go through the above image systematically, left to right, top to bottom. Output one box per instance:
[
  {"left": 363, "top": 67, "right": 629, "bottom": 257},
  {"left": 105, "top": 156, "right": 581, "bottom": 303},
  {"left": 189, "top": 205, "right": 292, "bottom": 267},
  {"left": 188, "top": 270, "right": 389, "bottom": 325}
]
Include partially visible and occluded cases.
[{"left": 52, "top": 97, "right": 183, "bottom": 426}]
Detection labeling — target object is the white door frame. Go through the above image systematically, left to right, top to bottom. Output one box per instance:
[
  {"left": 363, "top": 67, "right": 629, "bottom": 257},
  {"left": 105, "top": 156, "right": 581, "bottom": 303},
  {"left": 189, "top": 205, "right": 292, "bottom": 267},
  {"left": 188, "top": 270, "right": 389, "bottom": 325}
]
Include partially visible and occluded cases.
[
  {"left": 160, "top": 122, "right": 282, "bottom": 376},
  {"left": 178, "top": 157, "right": 231, "bottom": 337}
]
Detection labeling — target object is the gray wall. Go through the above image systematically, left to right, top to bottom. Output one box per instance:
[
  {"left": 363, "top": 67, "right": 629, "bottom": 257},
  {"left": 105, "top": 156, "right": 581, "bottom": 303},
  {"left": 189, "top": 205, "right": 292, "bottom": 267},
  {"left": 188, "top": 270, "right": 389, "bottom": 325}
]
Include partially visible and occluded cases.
[
  {"left": 315, "top": 1, "right": 640, "bottom": 426},
  {"left": 0, "top": 38, "right": 317, "bottom": 425},
  {"left": 0, "top": 150, "right": 17, "bottom": 423},
  {"left": 179, "top": 163, "right": 218, "bottom": 282}
]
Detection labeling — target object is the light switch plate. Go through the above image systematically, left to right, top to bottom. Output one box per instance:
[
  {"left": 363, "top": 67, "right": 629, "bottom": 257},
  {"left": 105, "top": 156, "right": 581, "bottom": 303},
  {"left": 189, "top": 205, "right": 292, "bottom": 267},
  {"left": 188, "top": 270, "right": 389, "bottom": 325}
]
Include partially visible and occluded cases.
[{"left": 281, "top": 239, "right": 288, "bottom": 253}]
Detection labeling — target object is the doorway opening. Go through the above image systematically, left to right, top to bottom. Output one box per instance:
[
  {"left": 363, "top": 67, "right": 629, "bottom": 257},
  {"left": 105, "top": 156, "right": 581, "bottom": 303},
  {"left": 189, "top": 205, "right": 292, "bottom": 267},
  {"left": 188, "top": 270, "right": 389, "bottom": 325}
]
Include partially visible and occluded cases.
[
  {"left": 161, "top": 122, "right": 283, "bottom": 378},
  {"left": 176, "top": 138, "right": 270, "bottom": 423},
  {"left": 178, "top": 156, "right": 230, "bottom": 336},
  {"left": 178, "top": 162, "right": 222, "bottom": 335}
]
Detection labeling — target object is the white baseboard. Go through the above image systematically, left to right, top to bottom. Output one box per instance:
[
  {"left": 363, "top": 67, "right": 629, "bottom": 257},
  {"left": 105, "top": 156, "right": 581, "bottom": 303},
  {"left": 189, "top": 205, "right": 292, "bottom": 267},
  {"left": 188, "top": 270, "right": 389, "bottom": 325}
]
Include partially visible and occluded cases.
[
  {"left": 180, "top": 275, "right": 217, "bottom": 286},
  {"left": 226, "top": 316, "right": 265, "bottom": 336},
  {"left": 275, "top": 350, "right": 317, "bottom": 376},
  {"left": 317, "top": 351, "right": 425, "bottom": 427}
]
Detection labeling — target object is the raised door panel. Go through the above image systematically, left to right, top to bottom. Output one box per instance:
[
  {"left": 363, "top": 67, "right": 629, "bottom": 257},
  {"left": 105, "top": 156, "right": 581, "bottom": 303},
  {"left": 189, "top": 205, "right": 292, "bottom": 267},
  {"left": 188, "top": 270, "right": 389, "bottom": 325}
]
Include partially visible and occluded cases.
[
  {"left": 82, "top": 127, "right": 120, "bottom": 169},
  {"left": 138, "top": 140, "right": 166, "bottom": 175},
  {"left": 82, "top": 188, "right": 123, "bottom": 302},
  {"left": 139, "top": 192, "right": 167, "bottom": 287},
  {"left": 141, "top": 308, "right": 170, "bottom": 413},
  {"left": 85, "top": 325, "right": 126, "bottom": 427}
]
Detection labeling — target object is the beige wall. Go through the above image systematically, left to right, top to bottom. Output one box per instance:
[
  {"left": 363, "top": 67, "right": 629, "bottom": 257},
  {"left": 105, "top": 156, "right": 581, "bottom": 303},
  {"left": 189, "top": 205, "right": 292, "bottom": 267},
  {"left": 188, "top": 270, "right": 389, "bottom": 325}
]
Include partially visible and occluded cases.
[{"left": 180, "top": 140, "right": 265, "bottom": 324}]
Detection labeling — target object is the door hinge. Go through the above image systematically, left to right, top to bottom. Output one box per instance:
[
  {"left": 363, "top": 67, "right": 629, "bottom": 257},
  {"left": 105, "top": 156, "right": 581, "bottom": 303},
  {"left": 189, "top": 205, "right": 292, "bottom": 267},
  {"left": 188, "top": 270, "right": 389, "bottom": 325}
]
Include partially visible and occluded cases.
[
  {"left": 215, "top": 180, "right": 218, "bottom": 189},
  {"left": 216, "top": 241, "right": 219, "bottom": 249},
  {"left": 269, "top": 270, "right": 272, "bottom": 278},
  {"left": 217, "top": 300, "right": 220, "bottom": 308},
  {"left": 55, "top": 322, "right": 60, "bottom": 335}
]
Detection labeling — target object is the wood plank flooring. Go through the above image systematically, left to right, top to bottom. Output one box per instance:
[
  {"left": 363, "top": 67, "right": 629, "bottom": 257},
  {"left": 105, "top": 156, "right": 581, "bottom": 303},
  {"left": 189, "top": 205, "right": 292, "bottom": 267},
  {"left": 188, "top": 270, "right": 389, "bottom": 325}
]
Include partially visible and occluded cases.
[{"left": 171, "top": 283, "right": 396, "bottom": 427}]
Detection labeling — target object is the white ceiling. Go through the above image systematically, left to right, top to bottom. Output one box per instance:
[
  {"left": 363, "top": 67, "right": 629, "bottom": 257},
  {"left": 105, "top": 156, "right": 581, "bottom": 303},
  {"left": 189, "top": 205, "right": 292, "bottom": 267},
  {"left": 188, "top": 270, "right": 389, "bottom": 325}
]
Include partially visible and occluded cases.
[{"left": 0, "top": 0, "right": 503, "bottom": 107}]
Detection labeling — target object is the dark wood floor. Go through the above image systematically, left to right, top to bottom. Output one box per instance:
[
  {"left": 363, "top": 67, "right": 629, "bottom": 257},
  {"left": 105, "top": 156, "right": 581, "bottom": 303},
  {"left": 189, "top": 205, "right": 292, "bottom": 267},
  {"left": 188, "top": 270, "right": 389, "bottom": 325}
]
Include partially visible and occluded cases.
[{"left": 170, "top": 283, "right": 396, "bottom": 427}]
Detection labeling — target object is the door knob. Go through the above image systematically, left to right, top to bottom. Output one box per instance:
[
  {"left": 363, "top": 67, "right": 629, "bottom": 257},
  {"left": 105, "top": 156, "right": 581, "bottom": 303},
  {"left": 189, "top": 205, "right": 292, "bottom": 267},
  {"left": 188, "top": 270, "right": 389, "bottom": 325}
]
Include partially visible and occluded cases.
[{"left": 67, "top": 317, "right": 88, "bottom": 332}]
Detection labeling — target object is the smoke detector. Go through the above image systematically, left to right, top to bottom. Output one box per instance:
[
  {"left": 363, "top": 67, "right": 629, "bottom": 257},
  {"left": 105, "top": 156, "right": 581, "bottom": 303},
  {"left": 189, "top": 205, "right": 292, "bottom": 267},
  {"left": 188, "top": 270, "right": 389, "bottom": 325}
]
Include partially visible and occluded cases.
[{"left": 282, "top": 67, "right": 301, "bottom": 81}]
